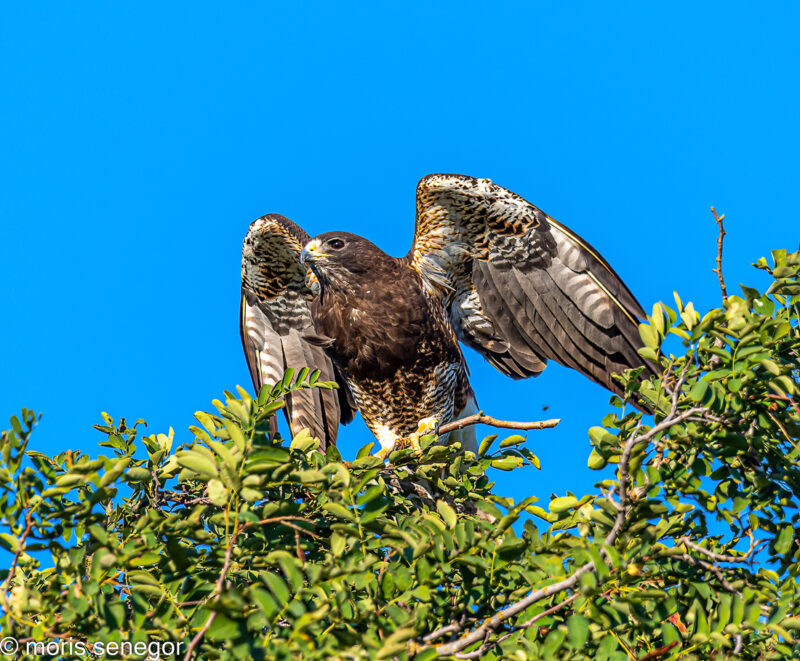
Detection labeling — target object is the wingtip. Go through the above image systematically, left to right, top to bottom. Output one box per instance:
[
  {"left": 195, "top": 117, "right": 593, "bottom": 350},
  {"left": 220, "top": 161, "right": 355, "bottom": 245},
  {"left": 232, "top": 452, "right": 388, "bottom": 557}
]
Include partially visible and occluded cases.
[
  {"left": 417, "top": 173, "right": 486, "bottom": 190},
  {"left": 245, "top": 213, "right": 310, "bottom": 243}
]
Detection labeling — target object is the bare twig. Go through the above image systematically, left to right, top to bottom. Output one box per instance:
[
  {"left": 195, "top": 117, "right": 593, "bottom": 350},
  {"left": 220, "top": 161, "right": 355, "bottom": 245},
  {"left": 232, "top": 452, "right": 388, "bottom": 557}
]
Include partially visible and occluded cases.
[
  {"left": 710, "top": 206, "right": 728, "bottom": 302},
  {"left": 764, "top": 393, "right": 800, "bottom": 419},
  {"left": 603, "top": 406, "right": 705, "bottom": 549},
  {"left": 437, "top": 411, "right": 560, "bottom": 435},
  {"left": 161, "top": 490, "right": 211, "bottom": 507},
  {"left": 182, "top": 516, "right": 312, "bottom": 660},
  {"left": 294, "top": 529, "right": 306, "bottom": 562},
  {"left": 183, "top": 534, "right": 236, "bottom": 661},
  {"left": 675, "top": 535, "right": 756, "bottom": 564},
  {"left": 674, "top": 553, "right": 741, "bottom": 595},
  {"left": 433, "top": 563, "right": 596, "bottom": 656},
  {"left": 518, "top": 592, "right": 580, "bottom": 628},
  {"left": 183, "top": 611, "right": 216, "bottom": 661},
  {"left": 423, "top": 622, "right": 462, "bottom": 644},
  {"left": 453, "top": 631, "right": 515, "bottom": 659},
  {"left": 638, "top": 642, "right": 679, "bottom": 661}
]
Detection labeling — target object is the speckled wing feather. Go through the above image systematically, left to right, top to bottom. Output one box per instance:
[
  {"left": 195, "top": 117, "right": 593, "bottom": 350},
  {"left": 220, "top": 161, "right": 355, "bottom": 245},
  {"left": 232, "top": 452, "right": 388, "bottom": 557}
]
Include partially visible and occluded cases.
[
  {"left": 409, "top": 174, "right": 654, "bottom": 399},
  {"left": 241, "top": 214, "right": 356, "bottom": 449}
]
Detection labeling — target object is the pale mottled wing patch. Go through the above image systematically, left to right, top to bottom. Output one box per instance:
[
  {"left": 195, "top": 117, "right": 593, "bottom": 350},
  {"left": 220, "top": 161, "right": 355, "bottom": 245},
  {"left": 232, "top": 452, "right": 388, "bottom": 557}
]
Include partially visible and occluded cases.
[
  {"left": 410, "top": 174, "right": 653, "bottom": 398},
  {"left": 240, "top": 214, "right": 356, "bottom": 448}
]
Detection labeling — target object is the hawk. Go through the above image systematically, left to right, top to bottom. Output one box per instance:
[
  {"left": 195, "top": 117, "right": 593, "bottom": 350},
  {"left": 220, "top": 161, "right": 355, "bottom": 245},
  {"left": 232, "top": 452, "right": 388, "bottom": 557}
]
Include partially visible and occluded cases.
[{"left": 241, "top": 174, "right": 653, "bottom": 457}]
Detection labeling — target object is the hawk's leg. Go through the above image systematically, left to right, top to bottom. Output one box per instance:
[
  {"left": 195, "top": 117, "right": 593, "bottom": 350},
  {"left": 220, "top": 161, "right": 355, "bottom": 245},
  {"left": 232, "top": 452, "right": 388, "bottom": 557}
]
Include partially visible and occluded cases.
[{"left": 375, "top": 417, "right": 438, "bottom": 461}]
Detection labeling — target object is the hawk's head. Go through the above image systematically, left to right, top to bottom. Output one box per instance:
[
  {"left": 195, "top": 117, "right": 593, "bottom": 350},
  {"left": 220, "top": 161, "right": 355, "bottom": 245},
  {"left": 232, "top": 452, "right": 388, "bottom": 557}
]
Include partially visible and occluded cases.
[{"left": 300, "top": 232, "right": 387, "bottom": 293}]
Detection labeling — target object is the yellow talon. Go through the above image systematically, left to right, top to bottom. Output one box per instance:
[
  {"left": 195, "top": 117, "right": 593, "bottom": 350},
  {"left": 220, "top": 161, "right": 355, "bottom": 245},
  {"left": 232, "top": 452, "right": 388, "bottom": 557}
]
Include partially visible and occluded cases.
[
  {"left": 416, "top": 416, "right": 439, "bottom": 435},
  {"left": 373, "top": 417, "right": 438, "bottom": 461},
  {"left": 409, "top": 417, "right": 438, "bottom": 456}
]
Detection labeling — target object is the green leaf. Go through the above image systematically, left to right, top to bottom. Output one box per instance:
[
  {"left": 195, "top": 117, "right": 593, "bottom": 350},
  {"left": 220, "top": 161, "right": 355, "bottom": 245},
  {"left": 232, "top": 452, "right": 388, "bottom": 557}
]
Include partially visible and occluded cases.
[
  {"left": 681, "top": 301, "right": 698, "bottom": 330},
  {"left": 638, "top": 323, "right": 659, "bottom": 350},
  {"left": 638, "top": 346, "right": 658, "bottom": 362},
  {"left": 689, "top": 380, "right": 709, "bottom": 402},
  {"left": 194, "top": 410, "right": 218, "bottom": 434},
  {"left": 222, "top": 419, "right": 246, "bottom": 453},
  {"left": 588, "top": 426, "right": 617, "bottom": 448},
  {"left": 478, "top": 434, "right": 498, "bottom": 456},
  {"left": 499, "top": 434, "right": 526, "bottom": 448},
  {"left": 356, "top": 442, "right": 375, "bottom": 459},
  {"left": 587, "top": 448, "right": 608, "bottom": 470},
  {"left": 176, "top": 450, "right": 217, "bottom": 478},
  {"left": 490, "top": 456, "right": 523, "bottom": 471},
  {"left": 124, "top": 466, "right": 152, "bottom": 483},
  {"left": 292, "top": 469, "right": 326, "bottom": 483},
  {"left": 207, "top": 478, "right": 228, "bottom": 507},
  {"left": 240, "top": 487, "right": 261, "bottom": 502},
  {"left": 550, "top": 496, "right": 578, "bottom": 513},
  {"left": 436, "top": 500, "right": 457, "bottom": 529},
  {"left": 323, "top": 503, "right": 355, "bottom": 522},
  {"left": 89, "top": 524, "right": 109, "bottom": 545},
  {"left": 774, "top": 525, "right": 794, "bottom": 555},
  {"left": 0, "top": 533, "right": 20, "bottom": 553},
  {"left": 330, "top": 533, "right": 346, "bottom": 557},
  {"left": 262, "top": 571, "right": 291, "bottom": 604},
  {"left": 251, "top": 587, "right": 279, "bottom": 619},
  {"left": 207, "top": 612, "right": 239, "bottom": 641},
  {"left": 567, "top": 614, "right": 589, "bottom": 648},
  {"left": 661, "top": 621, "right": 680, "bottom": 645},
  {"left": 543, "top": 628, "right": 566, "bottom": 655}
]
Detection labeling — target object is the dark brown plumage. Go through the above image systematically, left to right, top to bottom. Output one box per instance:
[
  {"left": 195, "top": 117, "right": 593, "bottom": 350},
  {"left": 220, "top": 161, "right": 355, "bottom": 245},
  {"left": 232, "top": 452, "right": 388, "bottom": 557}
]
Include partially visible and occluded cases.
[
  {"left": 241, "top": 175, "right": 655, "bottom": 456},
  {"left": 302, "top": 233, "right": 475, "bottom": 454}
]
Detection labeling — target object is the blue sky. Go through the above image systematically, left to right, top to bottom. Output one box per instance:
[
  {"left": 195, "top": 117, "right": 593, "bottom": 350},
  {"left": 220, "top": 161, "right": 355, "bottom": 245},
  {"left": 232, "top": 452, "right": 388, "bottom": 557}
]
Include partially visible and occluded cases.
[{"left": 1, "top": 2, "right": 798, "bottom": 506}]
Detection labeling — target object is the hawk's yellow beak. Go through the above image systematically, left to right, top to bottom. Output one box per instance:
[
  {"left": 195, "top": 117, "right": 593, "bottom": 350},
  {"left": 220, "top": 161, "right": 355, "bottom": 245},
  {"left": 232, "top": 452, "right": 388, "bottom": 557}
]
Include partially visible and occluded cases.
[{"left": 300, "top": 240, "right": 331, "bottom": 265}]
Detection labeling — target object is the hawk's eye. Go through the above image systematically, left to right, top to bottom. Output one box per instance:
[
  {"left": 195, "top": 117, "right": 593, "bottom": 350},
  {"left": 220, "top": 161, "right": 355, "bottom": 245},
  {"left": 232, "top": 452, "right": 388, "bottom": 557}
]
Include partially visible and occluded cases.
[{"left": 328, "top": 239, "right": 345, "bottom": 250}]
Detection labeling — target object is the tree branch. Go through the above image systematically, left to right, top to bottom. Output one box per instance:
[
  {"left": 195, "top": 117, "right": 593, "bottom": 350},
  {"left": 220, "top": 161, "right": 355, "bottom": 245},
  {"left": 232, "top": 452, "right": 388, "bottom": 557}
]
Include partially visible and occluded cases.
[
  {"left": 710, "top": 206, "right": 728, "bottom": 302},
  {"left": 432, "top": 371, "right": 706, "bottom": 657},
  {"left": 437, "top": 411, "right": 560, "bottom": 435},
  {"left": 182, "top": 516, "right": 311, "bottom": 660},
  {"left": 182, "top": 531, "right": 237, "bottom": 660},
  {"left": 675, "top": 535, "right": 756, "bottom": 564},
  {"left": 673, "top": 553, "right": 741, "bottom": 595},
  {"left": 434, "top": 564, "right": 597, "bottom": 656},
  {"left": 518, "top": 592, "right": 580, "bottom": 628},
  {"left": 422, "top": 622, "right": 462, "bottom": 644},
  {"left": 638, "top": 642, "right": 679, "bottom": 661}
]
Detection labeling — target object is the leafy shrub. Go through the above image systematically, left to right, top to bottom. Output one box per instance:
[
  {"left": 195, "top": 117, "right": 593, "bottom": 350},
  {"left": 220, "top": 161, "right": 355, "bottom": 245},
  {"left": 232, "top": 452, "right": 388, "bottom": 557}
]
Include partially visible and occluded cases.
[{"left": 1, "top": 247, "right": 799, "bottom": 660}]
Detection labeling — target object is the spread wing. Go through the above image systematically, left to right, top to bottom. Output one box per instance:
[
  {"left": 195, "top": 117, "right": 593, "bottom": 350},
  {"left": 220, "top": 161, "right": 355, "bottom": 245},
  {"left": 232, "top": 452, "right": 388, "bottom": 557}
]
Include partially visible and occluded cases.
[
  {"left": 409, "top": 174, "right": 655, "bottom": 401},
  {"left": 241, "top": 214, "right": 356, "bottom": 449}
]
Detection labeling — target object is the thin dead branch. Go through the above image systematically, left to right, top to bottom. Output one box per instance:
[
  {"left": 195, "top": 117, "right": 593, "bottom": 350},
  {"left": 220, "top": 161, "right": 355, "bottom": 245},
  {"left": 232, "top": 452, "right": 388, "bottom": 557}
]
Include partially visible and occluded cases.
[
  {"left": 710, "top": 206, "right": 728, "bottom": 302},
  {"left": 437, "top": 411, "right": 560, "bottom": 435},
  {"left": 183, "top": 516, "right": 313, "bottom": 660},
  {"left": 675, "top": 534, "right": 757, "bottom": 564},
  {"left": 674, "top": 553, "right": 741, "bottom": 595},
  {"left": 638, "top": 642, "right": 679, "bottom": 661}
]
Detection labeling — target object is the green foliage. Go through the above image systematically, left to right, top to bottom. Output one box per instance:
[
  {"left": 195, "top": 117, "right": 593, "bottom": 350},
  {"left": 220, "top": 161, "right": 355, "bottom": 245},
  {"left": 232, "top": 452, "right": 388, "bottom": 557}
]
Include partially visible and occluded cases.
[{"left": 1, "top": 248, "right": 799, "bottom": 660}]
